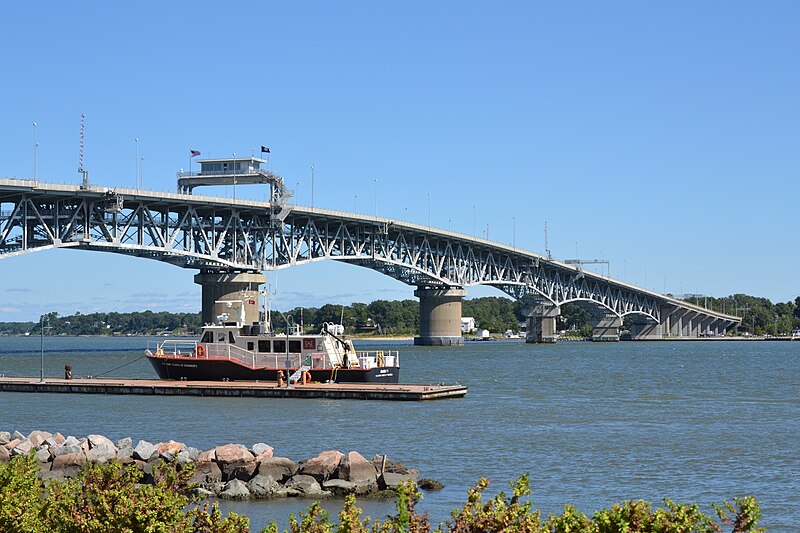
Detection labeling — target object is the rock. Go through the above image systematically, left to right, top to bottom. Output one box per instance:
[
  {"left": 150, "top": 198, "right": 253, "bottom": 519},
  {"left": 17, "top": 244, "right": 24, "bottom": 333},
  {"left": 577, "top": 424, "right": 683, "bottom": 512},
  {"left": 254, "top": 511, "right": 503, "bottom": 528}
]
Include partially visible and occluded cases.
[
  {"left": 12, "top": 430, "right": 24, "bottom": 441},
  {"left": 27, "top": 430, "right": 52, "bottom": 448},
  {"left": 0, "top": 432, "right": 10, "bottom": 445},
  {"left": 53, "top": 433, "right": 66, "bottom": 445},
  {"left": 86, "top": 434, "right": 114, "bottom": 449},
  {"left": 63, "top": 436, "right": 81, "bottom": 448},
  {"left": 116, "top": 437, "right": 133, "bottom": 449},
  {"left": 79, "top": 438, "right": 90, "bottom": 453},
  {"left": 5, "top": 439, "right": 20, "bottom": 451},
  {"left": 11, "top": 439, "right": 34, "bottom": 456},
  {"left": 133, "top": 440, "right": 157, "bottom": 461},
  {"left": 156, "top": 440, "right": 183, "bottom": 457},
  {"left": 251, "top": 442, "right": 273, "bottom": 456},
  {"left": 86, "top": 443, "right": 117, "bottom": 464},
  {"left": 214, "top": 443, "right": 254, "bottom": 464},
  {"left": 214, "top": 444, "right": 257, "bottom": 481},
  {"left": 214, "top": 444, "right": 258, "bottom": 481},
  {"left": 53, "top": 445, "right": 82, "bottom": 458},
  {"left": 0, "top": 446, "right": 9, "bottom": 462},
  {"left": 116, "top": 446, "right": 134, "bottom": 462},
  {"left": 183, "top": 446, "right": 200, "bottom": 462},
  {"left": 35, "top": 448, "right": 52, "bottom": 463},
  {"left": 197, "top": 449, "right": 215, "bottom": 463},
  {"left": 176, "top": 450, "right": 195, "bottom": 467},
  {"left": 299, "top": 450, "right": 343, "bottom": 482},
  {"left": 338, "top": 451, "right": 377, "bottom": 483},
  {"left": 51, "top": 452, "right": 87, "bottom": 477},
  {"left": 257, "top": 457, "right": 298, "bottom": 482},
  {"left": 134, "top": 460, "right": 155, "bottom": 484},
  {"left": 189, "top": 460, "right": 222, "bottom": 486},
  {"left": 223, "top": 460, "right": 258, "bottom": 482},
  {"left": 37, "top": 462, "right": 51, "bottom": 477},
  {"left": 41, "top": 468, "right": 71, "bottom": 482},
  {"left": 379, "top": 472, "right": 415, "bottom": 490},
  {"left": 247, "top": 474, "right": 278, "bottom": 498},
  {"left": 285, "top": 474, "right": 327, "bottom": 496},
  {"left": 418, "top": 478, "right": 444, "bottom": 491},
  {"left": 219, "top": 479, "right": 250, "bottom": 500},
  {"left": 323, "top": 479, "right": 357, "bottom": 495},
  {"left": 204, "top": 482, "right": 225, "bottom": 496},
  {"left": 192, "top": 487, "right": 215, "bottom": 498},
  {"left": 273, "top": 487, "right": 303, "bottom": 498}
]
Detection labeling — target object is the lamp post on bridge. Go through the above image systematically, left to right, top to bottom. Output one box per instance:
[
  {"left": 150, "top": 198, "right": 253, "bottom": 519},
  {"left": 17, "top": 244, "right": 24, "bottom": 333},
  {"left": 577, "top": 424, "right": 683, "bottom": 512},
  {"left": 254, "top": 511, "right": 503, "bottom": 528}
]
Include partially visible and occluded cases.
[
  {"left": 33, "top": 122, "right": 38, "bottom": 182},
  {"left": 135, "top": 138, "right": 139, "bottom": 189},
  {"left": 427, "top": 192, "right": 431, "bottom": 227},
  {"left": 512, "top": 217, "right": 516, "bottom": 249}
]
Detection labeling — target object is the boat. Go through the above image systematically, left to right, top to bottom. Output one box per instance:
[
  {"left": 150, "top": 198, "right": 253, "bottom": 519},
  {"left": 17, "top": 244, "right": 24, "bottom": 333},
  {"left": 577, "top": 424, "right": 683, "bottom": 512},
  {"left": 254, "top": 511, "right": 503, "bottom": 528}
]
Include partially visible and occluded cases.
[{"left": 145, "top": 308, "right": 400, "bottom": 384}]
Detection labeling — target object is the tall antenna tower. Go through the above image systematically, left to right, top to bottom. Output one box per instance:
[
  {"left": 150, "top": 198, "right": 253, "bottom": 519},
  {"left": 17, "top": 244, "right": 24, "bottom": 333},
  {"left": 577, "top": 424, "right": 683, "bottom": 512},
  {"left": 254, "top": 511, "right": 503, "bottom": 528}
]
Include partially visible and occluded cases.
[
  {"left": 78, "top": 114, "right": 90, "bottom": 189},
  {"left": 544, "top": 221, "right": 552, "bottom": 260}
]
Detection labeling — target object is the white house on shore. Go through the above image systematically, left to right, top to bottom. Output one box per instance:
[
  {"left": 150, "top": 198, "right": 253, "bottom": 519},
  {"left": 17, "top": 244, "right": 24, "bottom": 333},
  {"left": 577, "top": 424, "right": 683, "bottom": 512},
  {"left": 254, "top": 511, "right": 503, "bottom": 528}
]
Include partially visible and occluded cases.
[{"left": 461, "top": 317, "right": 476, "bottom": 333}]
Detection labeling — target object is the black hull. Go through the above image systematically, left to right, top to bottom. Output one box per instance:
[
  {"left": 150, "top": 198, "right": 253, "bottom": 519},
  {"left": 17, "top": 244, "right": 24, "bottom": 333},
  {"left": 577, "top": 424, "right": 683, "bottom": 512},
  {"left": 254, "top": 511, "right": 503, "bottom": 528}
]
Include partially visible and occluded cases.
[{"left": 147, "top": 356, "right": 399, "bottom": 384}]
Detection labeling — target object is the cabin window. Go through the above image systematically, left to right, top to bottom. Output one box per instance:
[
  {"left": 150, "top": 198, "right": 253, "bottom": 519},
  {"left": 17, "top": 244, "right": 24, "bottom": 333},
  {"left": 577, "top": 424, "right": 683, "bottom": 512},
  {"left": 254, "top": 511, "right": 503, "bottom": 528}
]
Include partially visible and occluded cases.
[
  {"left": 228, "top": 331, "right": 236, "bottom": 344},
  {"left": 201, "top": 332, "right": 213, "bottom": 343},
  {"left": 217, "top": 333, "right": 225, "bottom": 343},
  {"left": 258, "top": 340, "right": 271, "bottom": 353},
  {"left": 273, "top": 340, "right": 286, "bottom": 353},
  {"left": 289, "top": 340, "right": 302, "bottom": 353},
  {"left": 247, "top": 341, "right": 254, "bottom": 351}
]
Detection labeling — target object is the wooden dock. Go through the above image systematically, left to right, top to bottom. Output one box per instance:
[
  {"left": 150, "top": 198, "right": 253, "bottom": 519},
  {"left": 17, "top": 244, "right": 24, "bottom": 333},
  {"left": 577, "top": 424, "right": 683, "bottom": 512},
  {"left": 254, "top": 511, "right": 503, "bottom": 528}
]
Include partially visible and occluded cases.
[{"left": 0, "top": 377, "right": 467, "bottom": 401}]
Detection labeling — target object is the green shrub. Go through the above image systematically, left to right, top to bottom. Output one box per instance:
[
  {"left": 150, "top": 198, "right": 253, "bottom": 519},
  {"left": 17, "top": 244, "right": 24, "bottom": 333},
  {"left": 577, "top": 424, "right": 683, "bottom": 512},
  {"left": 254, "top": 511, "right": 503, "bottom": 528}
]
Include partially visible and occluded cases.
[{"left": 0, "top": 456, "right": 770, "bottom": 533}]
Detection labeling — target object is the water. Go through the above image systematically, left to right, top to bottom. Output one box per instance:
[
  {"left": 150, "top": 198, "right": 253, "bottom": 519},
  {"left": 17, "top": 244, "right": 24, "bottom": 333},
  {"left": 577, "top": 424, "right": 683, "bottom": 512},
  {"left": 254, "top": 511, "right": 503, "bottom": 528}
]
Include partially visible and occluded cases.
[{"left": 0, "top": 337, "right": 797, "bottom": 531}]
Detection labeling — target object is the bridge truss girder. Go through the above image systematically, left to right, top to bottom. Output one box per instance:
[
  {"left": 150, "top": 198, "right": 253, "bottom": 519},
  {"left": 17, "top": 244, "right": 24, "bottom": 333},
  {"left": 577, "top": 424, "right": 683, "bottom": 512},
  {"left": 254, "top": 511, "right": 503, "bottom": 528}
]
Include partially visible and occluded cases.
[{"left": 0, "top": 181, "right": 739, "bottom": 329}]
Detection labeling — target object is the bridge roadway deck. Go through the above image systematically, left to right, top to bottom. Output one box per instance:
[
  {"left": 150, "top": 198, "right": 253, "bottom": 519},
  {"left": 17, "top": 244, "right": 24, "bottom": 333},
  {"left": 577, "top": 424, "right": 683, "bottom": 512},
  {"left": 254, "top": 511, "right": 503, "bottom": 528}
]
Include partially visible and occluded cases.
[{"left": 0, "top": 377, "right": 467, "bottom": 401}]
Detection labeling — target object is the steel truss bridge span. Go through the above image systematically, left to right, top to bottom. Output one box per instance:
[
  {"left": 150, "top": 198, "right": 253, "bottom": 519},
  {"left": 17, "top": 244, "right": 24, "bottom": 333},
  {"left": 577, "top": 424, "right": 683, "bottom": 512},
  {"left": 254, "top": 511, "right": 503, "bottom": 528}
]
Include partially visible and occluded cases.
[{"left": 0, "top": 180, "right": 739, "bottom": 333}]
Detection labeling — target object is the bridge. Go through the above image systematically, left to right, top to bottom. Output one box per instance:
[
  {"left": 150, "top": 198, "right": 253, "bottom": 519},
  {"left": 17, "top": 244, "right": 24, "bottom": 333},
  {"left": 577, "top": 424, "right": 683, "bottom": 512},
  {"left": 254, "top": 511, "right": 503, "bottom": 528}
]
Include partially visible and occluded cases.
[{"left": 0, "top": 164, "right": 740, "bottom": 344}]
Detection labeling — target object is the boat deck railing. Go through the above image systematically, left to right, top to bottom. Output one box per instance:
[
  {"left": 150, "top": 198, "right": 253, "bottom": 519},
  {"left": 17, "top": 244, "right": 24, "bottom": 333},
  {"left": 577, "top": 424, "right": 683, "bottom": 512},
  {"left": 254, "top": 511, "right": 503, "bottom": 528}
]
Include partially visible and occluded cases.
[{"left": 147, "top": 341, "right": 400, "bottom": 370}]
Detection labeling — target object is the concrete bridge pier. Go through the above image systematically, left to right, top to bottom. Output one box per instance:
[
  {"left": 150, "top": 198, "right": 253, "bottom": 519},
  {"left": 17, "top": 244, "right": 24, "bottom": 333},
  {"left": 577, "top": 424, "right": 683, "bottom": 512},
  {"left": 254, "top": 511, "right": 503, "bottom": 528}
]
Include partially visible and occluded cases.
[
  {"left": 195, "top": 271, "right": 266, "bottom": 326},
  {"left": 414, "top": 286, "right": 466, "bottom": 346},
  {"left": 526, "top": 304, "right": 560, "bottom": 343},
  {"left": 592, "top": 315, "right": 623, "bottom": 342},
  {"left": 630, "top": 322, "right": 663, "bottom": 340}
]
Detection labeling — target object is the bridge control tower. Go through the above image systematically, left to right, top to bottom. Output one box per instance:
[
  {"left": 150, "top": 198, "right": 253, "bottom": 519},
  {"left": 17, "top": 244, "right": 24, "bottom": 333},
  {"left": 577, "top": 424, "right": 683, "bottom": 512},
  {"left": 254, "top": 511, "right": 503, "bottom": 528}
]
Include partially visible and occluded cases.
[{"left": 177, "top": 156, "right": 290, "bottom": 204}]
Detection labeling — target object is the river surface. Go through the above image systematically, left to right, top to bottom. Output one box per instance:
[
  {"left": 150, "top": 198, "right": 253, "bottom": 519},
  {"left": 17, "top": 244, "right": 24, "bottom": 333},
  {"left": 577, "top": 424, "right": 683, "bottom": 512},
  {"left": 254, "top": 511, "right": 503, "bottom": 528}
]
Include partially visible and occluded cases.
[{"left": 0, "top": 337, "right": 797, "bottom": 531}]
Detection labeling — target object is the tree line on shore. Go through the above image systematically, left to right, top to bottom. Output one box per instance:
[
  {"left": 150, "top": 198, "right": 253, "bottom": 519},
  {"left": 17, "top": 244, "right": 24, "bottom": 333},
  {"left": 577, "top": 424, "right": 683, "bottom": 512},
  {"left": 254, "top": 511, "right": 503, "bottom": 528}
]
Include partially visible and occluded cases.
[{"left": 1, "top": 294, "right": 797, "bottom": 338}]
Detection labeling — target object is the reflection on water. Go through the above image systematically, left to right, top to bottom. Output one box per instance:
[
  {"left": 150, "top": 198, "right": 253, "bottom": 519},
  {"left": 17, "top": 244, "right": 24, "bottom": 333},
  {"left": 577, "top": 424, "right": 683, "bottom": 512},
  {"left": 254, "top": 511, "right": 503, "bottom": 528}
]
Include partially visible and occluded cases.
[{"left": 0, "top": 337, "right": 797, "bottom": 531}]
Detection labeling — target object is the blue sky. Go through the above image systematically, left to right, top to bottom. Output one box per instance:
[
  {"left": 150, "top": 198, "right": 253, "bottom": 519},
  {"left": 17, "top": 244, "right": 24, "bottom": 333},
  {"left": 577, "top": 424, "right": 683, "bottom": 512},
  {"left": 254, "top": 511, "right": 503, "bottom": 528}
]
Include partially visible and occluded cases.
[{"left": 0, "top": 1, "right": 797, "bottom": 322}]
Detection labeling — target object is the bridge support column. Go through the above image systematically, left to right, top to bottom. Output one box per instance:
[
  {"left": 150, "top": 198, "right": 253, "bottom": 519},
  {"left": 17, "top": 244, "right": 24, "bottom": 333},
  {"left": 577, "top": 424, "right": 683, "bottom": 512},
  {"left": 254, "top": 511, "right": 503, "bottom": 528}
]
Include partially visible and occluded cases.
[
  {"left": 195, "top": 271, "right": 266, "bottom": 326},
  {"left": 414, "top": 286, "right": 466, "bottom": 346},
  {"left": 526, "top": 304, "right": 560, "bottom": 344},
  {"left": 592, "top": 315, "right": 623, "bottom": 342},
  {"left": 630, "top": 322, "right": 663, "bottom": 340}
]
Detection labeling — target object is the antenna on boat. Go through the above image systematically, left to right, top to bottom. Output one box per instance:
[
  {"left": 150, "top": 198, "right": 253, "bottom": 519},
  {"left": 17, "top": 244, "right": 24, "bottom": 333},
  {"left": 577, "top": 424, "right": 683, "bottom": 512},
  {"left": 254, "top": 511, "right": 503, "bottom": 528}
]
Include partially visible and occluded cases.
[{"left": 260, "top": 282, "right": 276, "bottom": 334}]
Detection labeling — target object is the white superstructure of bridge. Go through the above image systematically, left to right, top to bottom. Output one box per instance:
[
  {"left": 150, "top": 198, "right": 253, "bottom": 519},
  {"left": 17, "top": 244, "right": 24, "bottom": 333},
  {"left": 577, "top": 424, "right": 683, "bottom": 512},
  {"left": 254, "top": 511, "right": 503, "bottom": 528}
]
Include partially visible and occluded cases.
[{"left": 0, "top": 177, "right": 740, "bottom": 344}]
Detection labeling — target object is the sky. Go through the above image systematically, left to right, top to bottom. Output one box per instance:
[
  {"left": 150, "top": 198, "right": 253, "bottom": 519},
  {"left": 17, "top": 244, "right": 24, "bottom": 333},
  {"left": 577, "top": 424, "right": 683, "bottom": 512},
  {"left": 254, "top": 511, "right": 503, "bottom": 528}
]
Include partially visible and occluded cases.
[{"left": 0, "top": 1, "right": 797, "bottom": 322}]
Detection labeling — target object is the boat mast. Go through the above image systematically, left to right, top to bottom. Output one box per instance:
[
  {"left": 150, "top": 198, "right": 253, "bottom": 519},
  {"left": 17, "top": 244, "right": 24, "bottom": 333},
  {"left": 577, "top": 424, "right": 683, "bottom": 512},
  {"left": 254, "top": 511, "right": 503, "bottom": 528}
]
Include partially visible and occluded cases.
[{"left": 260, "top": 284, "right": 274, "bottom": 333}]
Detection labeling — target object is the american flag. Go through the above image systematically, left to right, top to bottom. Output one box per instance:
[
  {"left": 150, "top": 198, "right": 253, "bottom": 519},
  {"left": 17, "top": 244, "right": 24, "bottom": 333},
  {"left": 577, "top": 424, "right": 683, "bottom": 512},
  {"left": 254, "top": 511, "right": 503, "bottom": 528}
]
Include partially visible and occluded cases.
[{"left": 190, "top": 150, "right": 201, "bottom": 157}]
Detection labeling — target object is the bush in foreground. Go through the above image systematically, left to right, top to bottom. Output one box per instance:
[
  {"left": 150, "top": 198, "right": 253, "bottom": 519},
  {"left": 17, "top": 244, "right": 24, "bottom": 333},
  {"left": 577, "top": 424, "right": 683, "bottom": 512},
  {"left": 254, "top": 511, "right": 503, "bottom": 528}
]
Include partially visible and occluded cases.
[{"left": 0, "top": 453, "right": 766, "bottom": 532}]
